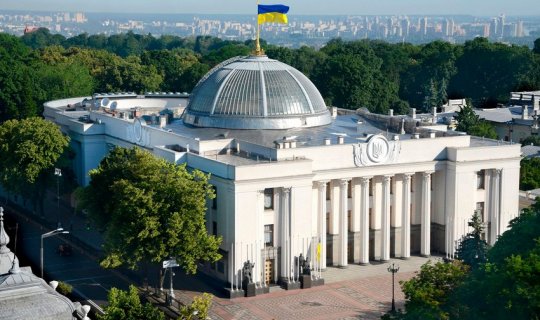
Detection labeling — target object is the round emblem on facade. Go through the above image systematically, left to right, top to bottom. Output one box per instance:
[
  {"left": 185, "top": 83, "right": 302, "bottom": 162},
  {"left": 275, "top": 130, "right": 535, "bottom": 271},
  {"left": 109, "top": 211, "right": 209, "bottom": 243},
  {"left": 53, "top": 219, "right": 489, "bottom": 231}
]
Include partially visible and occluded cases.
[
  {"left": 134, "top": 118, "right": 143, "bottom": 142},
  {"left": 366, "top": 135, "right": 390, "bottom": 163}
]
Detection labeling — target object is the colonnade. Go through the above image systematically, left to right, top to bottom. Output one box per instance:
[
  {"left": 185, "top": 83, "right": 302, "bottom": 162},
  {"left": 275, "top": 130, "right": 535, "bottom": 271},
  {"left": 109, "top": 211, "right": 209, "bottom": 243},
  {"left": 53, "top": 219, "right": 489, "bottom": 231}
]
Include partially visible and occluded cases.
[{"left": 315, "top": 172, "right": 434, "bottom": 267}]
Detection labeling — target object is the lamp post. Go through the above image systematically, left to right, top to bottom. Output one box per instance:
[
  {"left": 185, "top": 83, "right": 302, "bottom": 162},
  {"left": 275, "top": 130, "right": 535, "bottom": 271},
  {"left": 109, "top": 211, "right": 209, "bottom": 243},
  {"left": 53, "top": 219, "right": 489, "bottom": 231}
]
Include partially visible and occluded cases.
[
  {"left": 54, "top": 168, "right": 62, "bottom": 228},
  {"left": 41, "top": 227, "right": 69, "bottom": 278},
  {"left": 387, "top": 262, "right": 400, "bottom": 313}
]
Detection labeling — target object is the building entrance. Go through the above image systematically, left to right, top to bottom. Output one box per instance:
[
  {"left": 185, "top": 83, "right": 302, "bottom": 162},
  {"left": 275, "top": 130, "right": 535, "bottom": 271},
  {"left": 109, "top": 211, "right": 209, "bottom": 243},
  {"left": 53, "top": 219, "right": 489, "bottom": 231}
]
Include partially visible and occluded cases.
[{"left": 265, "top": 259, "right": 274, "bottom": 284}]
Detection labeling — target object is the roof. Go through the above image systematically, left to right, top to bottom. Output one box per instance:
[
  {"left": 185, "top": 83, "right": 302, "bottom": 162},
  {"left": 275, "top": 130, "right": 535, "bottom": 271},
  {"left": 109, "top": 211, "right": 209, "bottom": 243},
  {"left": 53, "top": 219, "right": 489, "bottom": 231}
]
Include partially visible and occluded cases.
[
  {"left": 184, "top": 55, "right": 332, "bottom": 130},
  {"left": 522, "top": 145, "right": 540, "bottom": 158},
  {"left": 0, "top": 208, "right": 88, "bottom": 320}
]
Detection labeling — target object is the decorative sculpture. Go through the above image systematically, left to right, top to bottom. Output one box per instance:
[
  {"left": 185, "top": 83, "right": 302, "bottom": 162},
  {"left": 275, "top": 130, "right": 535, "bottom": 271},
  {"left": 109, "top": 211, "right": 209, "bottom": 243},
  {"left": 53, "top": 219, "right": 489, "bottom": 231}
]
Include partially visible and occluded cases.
[
  {"left": 298, "top": 254, "right": 311, "bottom": 276},
  {"left": 242, "top": 260, "right": 255, "bottom": 284}
]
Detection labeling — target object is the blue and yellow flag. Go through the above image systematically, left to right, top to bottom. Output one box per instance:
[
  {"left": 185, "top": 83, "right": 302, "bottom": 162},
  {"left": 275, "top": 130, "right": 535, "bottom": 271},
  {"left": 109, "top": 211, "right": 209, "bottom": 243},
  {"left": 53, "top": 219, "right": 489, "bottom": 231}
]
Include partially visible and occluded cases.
[{"left": 258, "top": 4, "right": 289, "bottom": 24}]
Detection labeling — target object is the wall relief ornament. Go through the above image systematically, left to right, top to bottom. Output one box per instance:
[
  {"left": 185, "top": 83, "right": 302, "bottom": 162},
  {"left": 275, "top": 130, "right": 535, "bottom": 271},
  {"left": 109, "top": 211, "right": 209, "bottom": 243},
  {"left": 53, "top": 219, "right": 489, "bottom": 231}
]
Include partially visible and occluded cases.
[{"left": 353, "top": 134, "right": 401, "bottom": 167}]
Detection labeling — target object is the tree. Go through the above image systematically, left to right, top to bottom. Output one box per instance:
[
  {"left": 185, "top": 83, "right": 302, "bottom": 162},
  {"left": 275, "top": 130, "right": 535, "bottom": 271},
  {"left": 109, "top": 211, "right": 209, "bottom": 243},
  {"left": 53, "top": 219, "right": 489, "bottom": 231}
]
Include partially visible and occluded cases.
[
  {"left": 0, "top": 33, "right": 40, "bottom": 120},
  {"left": 449, "top": 38, "right": 536, "bottom": 108},
  {"left": 534, "top": 38, "right": 540, "bottom": 55},
  {"left": 141, "top": 49, "right": 200, "bottom": 92},
  {"left": 35, "top": 62, "right": 95, "bottom": 102},
  {"left": 454, "top": 105, "right": 498, "bottom": 139},
  {"left": 0, "top": 117, "right": 69, "bottom": 213},
  {"left": 522, "top": 135, "right": 540, "bottom": 146},
  {"left": 78, "top": 147, "right": 221, "bottom": 273},
  {"left": 520, "top": 158, "right": 540, "bottom": 190},
  {"left": 455, "top": 201, "right": 540, "bottom": 319},
  {"left": 455, "top": 211, "right": 490, "bottom": 269},
  {"left": 390, "top": 260, "right": 469, "bottom": 319},
  {"left": 98, "top": 285, "right": 164, "bottom": 320},
  {"left": 179, "top": 293, "right": 213, "bottom": 320}
]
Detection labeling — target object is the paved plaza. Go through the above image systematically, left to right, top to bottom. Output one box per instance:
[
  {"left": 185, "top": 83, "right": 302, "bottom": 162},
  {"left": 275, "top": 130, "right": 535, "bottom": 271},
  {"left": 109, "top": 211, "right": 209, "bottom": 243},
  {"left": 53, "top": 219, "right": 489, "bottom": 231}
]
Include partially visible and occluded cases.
[{"left": 174, "top": 256, "right": 436, "bottom": 320}]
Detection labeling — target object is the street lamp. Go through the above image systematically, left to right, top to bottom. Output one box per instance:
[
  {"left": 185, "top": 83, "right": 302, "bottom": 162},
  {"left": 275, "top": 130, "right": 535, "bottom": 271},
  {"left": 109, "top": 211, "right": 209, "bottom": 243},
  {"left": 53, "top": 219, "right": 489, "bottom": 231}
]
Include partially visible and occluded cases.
[
  {"left": 54, "top": 168, "right": 62, "bottom": 228},
  {"left": 41, "top": 227, "right": 69, "bottom": 278},
  {"left": 387, "top": 262, "right": 400, "bottom": 313}
]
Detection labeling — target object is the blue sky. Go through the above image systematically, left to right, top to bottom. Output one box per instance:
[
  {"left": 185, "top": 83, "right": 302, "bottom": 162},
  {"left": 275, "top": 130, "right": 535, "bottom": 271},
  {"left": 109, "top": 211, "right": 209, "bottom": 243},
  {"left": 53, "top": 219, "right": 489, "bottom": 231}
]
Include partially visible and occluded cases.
[{"left": 1, "top": 0, "right": 539, "bottom": 16}]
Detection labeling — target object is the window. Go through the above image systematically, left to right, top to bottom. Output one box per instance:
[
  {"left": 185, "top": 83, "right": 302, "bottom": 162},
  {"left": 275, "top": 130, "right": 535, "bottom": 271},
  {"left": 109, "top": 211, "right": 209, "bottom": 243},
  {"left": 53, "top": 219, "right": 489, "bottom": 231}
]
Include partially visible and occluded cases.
[
  {"left": 477, "top": 171, "right": 485, "bottom": 189},
  {"left": 410, "top": 176, "right": 415, "bottom": 192},
  {"left": 390, "top": 177, "right": 394, "bottom": 195},
  {"left": 369, "top": 180, "right": 373, "bottom": 196},
  {"left": 347, "top": 181, "right": 352, "bottom": 198},
  {"left": 212, "top": 186, "right": 217, "bottom": 210},
  {"left": 264, "top": 188, "right": 274, "bottom": 210},
  {"left": 476, "top": 202, "right": 485, "bottom": 222},
  {"left": 348, "top": 210, "right": 352, "bottom": 231},
  {"left": 212, "top": 221, "right": 217, "bottom": 236},
  {"left": 264, "top": 224, "right": 274, "bottom": 246}
]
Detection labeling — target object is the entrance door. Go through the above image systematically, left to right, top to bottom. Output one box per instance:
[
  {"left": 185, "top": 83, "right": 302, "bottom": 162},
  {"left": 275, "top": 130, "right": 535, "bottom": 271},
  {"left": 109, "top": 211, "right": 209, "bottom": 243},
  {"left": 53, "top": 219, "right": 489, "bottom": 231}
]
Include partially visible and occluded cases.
[{"left": 265, "top": 259, "right": 274, "bottom": 284}]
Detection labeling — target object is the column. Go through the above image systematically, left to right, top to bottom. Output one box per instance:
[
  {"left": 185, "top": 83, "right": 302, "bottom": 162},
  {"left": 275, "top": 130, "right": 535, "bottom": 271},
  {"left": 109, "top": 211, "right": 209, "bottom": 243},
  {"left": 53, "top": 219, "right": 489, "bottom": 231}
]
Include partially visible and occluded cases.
[
  {"left": 490, "top": 169, "right": 501, "bottom": 245},
  {"left": 421, "top": 171, "right": 434, "bottom": 257},
  {"left": 401, "top": 173, "right": 413, "bottom": 259},
  {"left": 381, "top": 175, "right": 392, "bottom": 261},
  {"left": 359, "top": 176, "right": 372, "bottom": 265},
  {"left": 351, "top": 178, "right": 362, "bottom": 263},
  {"left": 338, "top": 179, "right": 350, "bottom": 267},
  {"left": 315, "top": 181, "right": 329, "bottom": 269},
  {"left": 279, "top": 187, "right": 291, "bottom": 281},
  {"left": 256, "top": 190, "right": 265, "bottom": 286}
]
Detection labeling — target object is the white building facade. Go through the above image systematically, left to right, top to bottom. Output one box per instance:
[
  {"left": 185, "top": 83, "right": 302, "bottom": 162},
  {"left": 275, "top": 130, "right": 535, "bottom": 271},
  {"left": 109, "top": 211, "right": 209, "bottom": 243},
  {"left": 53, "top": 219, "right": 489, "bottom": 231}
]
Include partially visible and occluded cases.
[{"left": 44, "top": 56, "right": 521, "bottom": 292}]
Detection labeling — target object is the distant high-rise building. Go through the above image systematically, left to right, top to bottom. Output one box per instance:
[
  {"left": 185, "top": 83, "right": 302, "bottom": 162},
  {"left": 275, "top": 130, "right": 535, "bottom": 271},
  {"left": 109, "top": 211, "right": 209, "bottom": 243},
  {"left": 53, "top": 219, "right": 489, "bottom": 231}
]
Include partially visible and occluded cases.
[
  {"left": 63, "top": 12, "right": 70, "bottom": 22},
  {"left": 74, "top": 12, "right": 86, "bottom": 23},
  {"left": 497, "top": 14, "right": 505, "bottom": 37},
  {"left": 421, "top": 17, "right": 428, "bottom": 35},
  {"left": 401, "top": 18, "right": 410, "bottom": 36},
  {"left": 489, "top": 18, "right": 498, "bottom": 38},
  {"left": 442, "top": 19, "right": 449, "bottom": 36},
  {"left": 442, "top": 19, "right": 454, "bottom": 37},
  {"left": 516, "top": 20, "right": 524, "bottom": 37},
  {"left": 483, "top": 23, "right": 490, "bottom": 37}
]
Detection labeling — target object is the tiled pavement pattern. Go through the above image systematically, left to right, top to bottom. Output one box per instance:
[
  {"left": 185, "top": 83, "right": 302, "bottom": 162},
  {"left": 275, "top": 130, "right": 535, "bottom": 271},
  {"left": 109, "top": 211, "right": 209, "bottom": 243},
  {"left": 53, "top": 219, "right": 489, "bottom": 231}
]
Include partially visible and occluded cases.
[{"left": 178, "top": 256, "right": 437, "bottom": 320}]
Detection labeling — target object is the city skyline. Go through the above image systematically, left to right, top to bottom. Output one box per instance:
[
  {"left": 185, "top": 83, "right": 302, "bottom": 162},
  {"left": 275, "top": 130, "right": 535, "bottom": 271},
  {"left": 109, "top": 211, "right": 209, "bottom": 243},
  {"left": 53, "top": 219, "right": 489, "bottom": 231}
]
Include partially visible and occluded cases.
[{"left": 2, "top": 0, "right": 540, "bottom": 16}]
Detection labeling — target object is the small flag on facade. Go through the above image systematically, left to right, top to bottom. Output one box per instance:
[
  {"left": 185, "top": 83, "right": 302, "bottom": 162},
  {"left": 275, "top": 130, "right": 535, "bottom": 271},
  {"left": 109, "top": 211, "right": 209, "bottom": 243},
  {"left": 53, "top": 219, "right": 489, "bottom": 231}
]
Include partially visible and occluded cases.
[{"left": 316, "top": 243, "right": 321, "bottom": 261}]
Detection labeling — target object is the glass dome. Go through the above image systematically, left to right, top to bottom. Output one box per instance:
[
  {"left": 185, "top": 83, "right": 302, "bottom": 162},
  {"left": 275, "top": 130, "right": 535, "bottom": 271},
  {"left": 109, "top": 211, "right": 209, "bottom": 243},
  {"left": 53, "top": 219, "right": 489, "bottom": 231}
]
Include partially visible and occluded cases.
[{"left": 183, "top": 55, "right": 332, "bottom": 130}]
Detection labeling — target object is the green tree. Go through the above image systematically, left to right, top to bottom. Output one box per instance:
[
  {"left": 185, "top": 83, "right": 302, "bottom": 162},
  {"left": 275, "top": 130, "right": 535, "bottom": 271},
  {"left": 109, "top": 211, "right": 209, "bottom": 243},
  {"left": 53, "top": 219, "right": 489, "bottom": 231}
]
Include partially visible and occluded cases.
[
  {"left": 20, "top": 27, "right": 65, "bottom": 49},
  {"left": 0, "top": 33, "right": 40, "bottom": 120},
  {"left": 449, "top": 38, "right": 535, "bottom": 108},
  {"left": 400, "top": 41, "right": 458, "bottom": 110},
  {"left": 141, "top": 49, "right": 200, "bottom": 92},
  {"left": 35, "top": 62, "right": 95, "bottom": 102},
  {"left": 454, "top": 105, "right": 497, "bottom": 139},
  {"left": 0, "top": 117, "right": 69, "bottom": 212},
  {"left": 468, "top": 121, "right": 498, "bottom": 139},
  {"left": 522, "top": 135, "right": 540, "bottom": 146},
  {"left": 78, "top": 147, "right": 221, "bottom": 273},
  {"left": 521, "top": 158, "right": 540, "bottom": 190},
  {"left": 455, "top": 201, "right": 540, "bottom": 319},
  {"left": 455, "top": 211, "right": 490, "bottom": 269},
  {"left": 394, "top": 260, "right": 469, "bottom": 319},
  {"left": 98, "top": 285, "right": 164, "bottom": 320},
  {"left": 179, "top": 293, "right": 213, "bottom": 320}
]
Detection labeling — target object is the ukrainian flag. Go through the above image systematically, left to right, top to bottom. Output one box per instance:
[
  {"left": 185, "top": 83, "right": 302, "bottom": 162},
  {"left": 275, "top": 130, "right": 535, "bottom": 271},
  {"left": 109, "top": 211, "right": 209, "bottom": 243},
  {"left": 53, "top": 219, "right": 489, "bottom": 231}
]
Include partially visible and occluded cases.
[{"left": 258, "top": 4, "right": 289, "bottom": 24}]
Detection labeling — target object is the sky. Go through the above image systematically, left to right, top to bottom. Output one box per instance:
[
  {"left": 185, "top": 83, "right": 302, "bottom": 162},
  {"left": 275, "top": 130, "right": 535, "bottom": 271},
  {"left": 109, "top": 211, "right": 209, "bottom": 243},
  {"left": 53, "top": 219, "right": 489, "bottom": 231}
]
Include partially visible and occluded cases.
[{"left": 1, "top": 0, "right": 540, "bottom": 16}]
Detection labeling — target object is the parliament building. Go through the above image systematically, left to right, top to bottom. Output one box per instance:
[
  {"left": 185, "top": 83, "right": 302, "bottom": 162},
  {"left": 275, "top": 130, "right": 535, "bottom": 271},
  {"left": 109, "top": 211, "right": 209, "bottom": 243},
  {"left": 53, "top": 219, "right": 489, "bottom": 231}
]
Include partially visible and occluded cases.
[{"left": 44, "top": 55, "right": 520, "bottom": 293}]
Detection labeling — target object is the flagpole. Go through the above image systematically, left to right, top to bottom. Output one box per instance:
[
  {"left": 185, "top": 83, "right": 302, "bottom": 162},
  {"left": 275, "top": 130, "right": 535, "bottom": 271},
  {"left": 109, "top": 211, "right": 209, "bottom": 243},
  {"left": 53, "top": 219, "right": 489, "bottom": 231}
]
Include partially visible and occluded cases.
[{"left": 256, "top": 0, "right": 261, "bottom": 55}]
